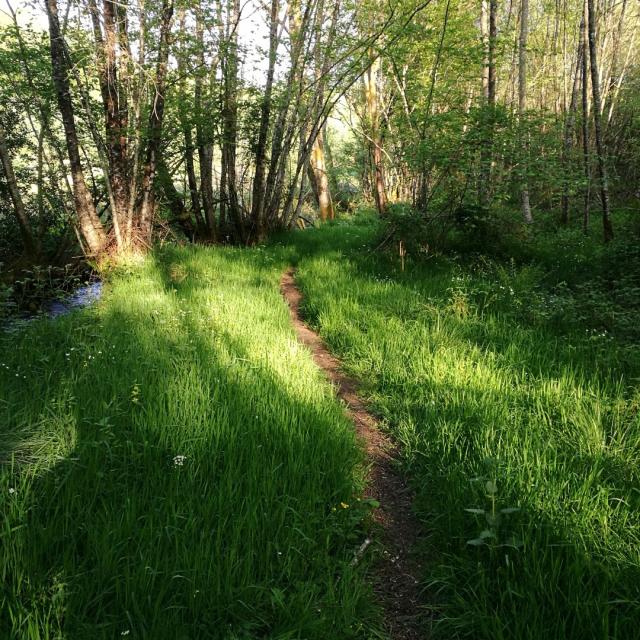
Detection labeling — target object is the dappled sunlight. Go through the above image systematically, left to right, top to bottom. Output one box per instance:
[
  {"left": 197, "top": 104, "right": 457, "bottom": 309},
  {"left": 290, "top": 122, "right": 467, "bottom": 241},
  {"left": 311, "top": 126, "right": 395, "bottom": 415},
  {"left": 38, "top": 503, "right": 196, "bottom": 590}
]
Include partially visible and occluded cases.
[
  {"left": 2, "top": 218, "right": 639, "bottom": 638},
  {"left": 293, "top": 221, "right": 640, "bottom": 638},
  {"left": 0, "top": 245, "right": 376, "bottom": 639}
]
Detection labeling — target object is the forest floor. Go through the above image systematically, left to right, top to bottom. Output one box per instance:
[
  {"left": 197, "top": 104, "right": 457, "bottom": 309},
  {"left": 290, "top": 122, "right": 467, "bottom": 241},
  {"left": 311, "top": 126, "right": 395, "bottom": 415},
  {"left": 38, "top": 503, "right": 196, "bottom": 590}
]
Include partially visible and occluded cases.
[{"left": 1, "top": 212, "right": 640, "bottom": 639}]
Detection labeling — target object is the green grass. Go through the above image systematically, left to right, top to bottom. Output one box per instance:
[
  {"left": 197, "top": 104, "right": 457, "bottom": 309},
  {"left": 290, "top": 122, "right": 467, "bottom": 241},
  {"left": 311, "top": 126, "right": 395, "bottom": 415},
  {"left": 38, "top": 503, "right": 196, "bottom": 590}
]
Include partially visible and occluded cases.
[
  {"left": 3, "top": 214, "right": 640, "bottom": 639},
  {"left": 290, "top": 216, "right": 640, "bottom": 639},
  {"left": 0, "top": 245, "right": 378, "bottom": 639}
]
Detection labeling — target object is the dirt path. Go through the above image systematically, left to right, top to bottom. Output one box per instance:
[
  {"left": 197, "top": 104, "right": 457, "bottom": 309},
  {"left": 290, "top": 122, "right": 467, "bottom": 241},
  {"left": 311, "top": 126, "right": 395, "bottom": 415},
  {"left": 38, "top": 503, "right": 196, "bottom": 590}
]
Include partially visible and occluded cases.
[{"left": 280, "top": 268, "right": 425, "bottom": 640}]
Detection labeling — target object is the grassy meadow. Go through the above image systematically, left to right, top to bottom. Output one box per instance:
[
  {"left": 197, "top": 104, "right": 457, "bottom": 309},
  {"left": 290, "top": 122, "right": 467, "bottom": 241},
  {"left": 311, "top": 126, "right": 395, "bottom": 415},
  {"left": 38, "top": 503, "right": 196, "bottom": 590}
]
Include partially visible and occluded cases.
[
  {"left": 2, "top": 213, "right": 640, "bottom": 639},
  {"left": 291, "top": 215, "right": 640, "bottom": 639},
  {"left": 0, "top": 245, "right": 378, "bottom": 639}
]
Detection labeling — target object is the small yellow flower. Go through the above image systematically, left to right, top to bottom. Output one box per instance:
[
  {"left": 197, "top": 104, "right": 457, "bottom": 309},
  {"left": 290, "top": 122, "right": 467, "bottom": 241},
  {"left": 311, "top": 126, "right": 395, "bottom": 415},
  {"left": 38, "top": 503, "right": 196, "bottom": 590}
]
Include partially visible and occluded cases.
[{"left": 340, "top": 502, "right": 349, "bottom": 509}]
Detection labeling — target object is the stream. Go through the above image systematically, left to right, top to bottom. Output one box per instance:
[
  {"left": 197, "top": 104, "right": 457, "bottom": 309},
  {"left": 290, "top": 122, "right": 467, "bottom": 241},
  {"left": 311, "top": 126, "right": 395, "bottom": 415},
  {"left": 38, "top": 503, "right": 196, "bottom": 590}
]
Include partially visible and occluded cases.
[{"left": 2, "top": 281, "right": 103, "bottom": 333}]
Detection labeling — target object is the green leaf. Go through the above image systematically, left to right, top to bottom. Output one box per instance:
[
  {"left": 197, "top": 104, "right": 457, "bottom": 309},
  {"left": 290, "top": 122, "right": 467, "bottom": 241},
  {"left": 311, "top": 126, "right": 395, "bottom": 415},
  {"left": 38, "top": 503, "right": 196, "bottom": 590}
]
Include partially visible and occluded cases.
[
  {"left": 485, "top": 480, "right": 498, "bottom": 495},
  {"left": 467, "top": 538, "right": 487, "bottom": 546}
]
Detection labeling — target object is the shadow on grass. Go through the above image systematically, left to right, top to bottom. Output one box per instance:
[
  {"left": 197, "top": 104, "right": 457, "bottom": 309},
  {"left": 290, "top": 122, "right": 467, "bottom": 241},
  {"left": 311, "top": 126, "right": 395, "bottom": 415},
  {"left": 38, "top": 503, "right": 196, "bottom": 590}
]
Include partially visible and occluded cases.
[{"left": 0, "top": 246, "right": 376, "bottom": 639}]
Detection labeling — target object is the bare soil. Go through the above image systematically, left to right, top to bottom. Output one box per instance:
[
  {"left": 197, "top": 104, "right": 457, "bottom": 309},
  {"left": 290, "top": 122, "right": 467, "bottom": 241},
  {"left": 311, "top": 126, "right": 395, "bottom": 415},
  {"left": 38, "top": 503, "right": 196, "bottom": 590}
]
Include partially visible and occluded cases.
[{"left": 280, "top": 268, "right": 426, "bottom": 640}]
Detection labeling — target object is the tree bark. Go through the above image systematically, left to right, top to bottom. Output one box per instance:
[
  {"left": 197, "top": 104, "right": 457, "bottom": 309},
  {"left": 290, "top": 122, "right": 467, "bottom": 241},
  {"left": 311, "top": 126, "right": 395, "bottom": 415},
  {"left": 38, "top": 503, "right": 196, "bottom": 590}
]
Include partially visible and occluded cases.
[
  {"left": 46, "top": 0, "right": 107, "bottom": 255},
  {"left": 87, "top": 0, "right": 131, "bottom": 249},
  {"left": 126, "top": 0, "right": 147, "bottom": 241},
  {"left": 139, "top": 0, "right": 174, "bottom": 243},
  {"left": 220, "top": 0, "right": 242, "bottom": 240},
  {"left": 250, "top": 0, "right": 279, "bottom": 240},
  {"left": 306, "top": 0, "right": 335, "bottom": 222},
  {"left": 479, "top": 0, "right": 497, "bottom": 207},
  {"left": 481, "top": 0, "right": 490, "bottom": 100},
  {"left": 518, "top": 0, "right": 533, "bottom": 224},
  {"left": 586, "top": 0, "right": 613, "bottom": 241},
  {"left": 195, "top": 2, "right": 217, "bottom": 240},
  {"left": 177, "top": 9, "right": 203, "bottom": 234},
  {"left": 581, "top": 10, "right": 591, "bottom": 234},
  {"left": 561, "top": 34, "right": 583, "bottom": 226},
  {"left": 364, "top": 55, "right": 387, "bottom": 216},
  {"left": 0, "top": 125, "right": 39, "bottom": 257},
  {"left": 310, "top": 128, "right": 335, "bottom": 221},
  {"left": 157, "top": 156, "right": 195, "bottom": 237}
]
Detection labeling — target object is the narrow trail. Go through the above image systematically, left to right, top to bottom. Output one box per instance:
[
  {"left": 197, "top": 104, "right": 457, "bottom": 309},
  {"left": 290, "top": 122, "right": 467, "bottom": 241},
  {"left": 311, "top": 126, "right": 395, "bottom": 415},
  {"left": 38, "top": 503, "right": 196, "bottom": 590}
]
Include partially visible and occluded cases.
[{"left": 280, "top": 268, "right": 425, "bottom": 640}]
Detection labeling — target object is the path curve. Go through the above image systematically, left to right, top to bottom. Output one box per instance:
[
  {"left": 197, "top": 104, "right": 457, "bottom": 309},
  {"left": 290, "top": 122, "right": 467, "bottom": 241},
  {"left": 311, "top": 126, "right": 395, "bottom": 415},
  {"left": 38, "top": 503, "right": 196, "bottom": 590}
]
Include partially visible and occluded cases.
[{"left": 280, "top": 268, "right": 424, "bottom": 640}]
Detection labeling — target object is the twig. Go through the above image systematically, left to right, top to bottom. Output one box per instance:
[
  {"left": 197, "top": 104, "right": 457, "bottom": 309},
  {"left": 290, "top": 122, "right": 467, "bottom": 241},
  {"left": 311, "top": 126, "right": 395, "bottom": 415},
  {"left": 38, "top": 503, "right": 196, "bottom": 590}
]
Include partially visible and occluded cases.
[
  {"left": 370, "top": 225, "right": 397, "bottom": 253},
  {"left": 350, "top": 537, "right": 373, "bottom": 567}
]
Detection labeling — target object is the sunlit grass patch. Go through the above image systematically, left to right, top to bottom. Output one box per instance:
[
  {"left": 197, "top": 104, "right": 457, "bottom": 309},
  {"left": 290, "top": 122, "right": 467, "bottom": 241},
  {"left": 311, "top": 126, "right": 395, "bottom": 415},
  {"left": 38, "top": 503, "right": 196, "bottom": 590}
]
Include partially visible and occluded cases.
[
  {"left": 293, "top": 220, "right": 640, "bottom": 639},
  {"left": 0, "top": 244, "right": 377, "bottom": 639}
]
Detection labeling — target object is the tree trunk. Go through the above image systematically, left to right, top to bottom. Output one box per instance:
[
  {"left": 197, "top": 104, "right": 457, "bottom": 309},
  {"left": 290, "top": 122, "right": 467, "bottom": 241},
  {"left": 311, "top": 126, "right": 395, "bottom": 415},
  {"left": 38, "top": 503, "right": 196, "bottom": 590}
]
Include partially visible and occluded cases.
[
  {"left": 46, "top": 0, "right": 107, "bottom": 256},
  {"left": 87, "top": 0, "right": 131, "bottom": 250},
  {"left": 126, "top": 0, "right": 147, "bottom": 241},
  {"left": 138, "top": 0, "right": 174, "bottom": 243},
  {"left": 220, "top": 0, "right": 242, "bottom": 240},
  {"left": 250, "top": 0, "right": 279, "bottom": 240},
  {"left": 261, "top": 0, "right": 314, "bottom": 232},
  {"left": 304, "top": 0, "right": 335, "bottom": 222},
  {"left": 418, "top": 0, "right": 450, "bottom": 210},
  {"left": 479, "top": 0, "right": 497, "bottom": 207},
  {"left": 481, "top": 0, "right": 490, "bottom": 100},
  {"left": 488, "top": 0, "right": 497, "bottom": 110},
  {"left": 518, "top": 0, "right": 533, "bottom": 224},
  {"left": 586, "top": 0, "right": 613, "bottom": 242},
  {"left": 601, "top": 0, "right": 627, "bottom": 117},
  {"left": 195, "top": 2, "right": 217, "bottom": 240},
  {"left": 177, "top": 9, "right": 203, "bottom": 234},
  {"left": 581, "top": 10, "right": 591, "bottom": 234},
  {"left": 606, "top": 19, "right": 635, "bottom": 126},
  {"left": 561, "top": 29, "right": 583, "bottom": 226},
  {"left": 364, "top": 55, "right": 387, "bottom": 216},
  {"left": 0, "top": 125, "right": 39, "bottom": 257},
  {"left": 309, "top": 129, "right": 335, "bottom": 221},
  {"left": 157, "top": 156, "right": 195, "bottom": 237}
]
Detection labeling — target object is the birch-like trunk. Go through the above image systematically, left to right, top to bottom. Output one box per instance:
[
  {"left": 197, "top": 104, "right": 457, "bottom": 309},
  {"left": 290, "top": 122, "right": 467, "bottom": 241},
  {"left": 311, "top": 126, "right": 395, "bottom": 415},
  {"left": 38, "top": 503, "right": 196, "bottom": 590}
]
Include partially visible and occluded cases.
[
  {"left": 46, "top": 0, "right": 107, "bottom": 256},
  {"left": 87, "top": 0, "right": 130, "bottom": 250},
  {"left": 138, "top": 0, "right": 174, "bottom": 243},
  {"left": 220, "top": 0, "right": 242, "bottom": 239},
  {"left": 250, "top": 0, "right": 279, "bottom": 240},
  {"left": 518, "top": 0, "right": 533, "bottom": 223},
  {"left": 587, "top": 0, "right": 613, "bottom": 241},
  {"left": 195, "top": 2, "right": 217, "bottom": 240},
  {"left": 581, "top": 8, "right": 591, "bottom": 233},
  {"left": 560, "top": 31, "right": 583, "bottom": 226},
  {"left": 364, "top": 55, "right": 387, "bottom": 216},
  {"left": 310, "top": 128, "right": 335, "bottom": 221}
]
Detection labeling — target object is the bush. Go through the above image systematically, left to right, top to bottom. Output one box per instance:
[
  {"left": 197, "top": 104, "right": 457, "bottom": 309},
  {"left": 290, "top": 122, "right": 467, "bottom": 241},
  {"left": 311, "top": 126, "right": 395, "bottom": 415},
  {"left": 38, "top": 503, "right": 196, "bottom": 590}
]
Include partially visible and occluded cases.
[{"left": 380, "top": 203, "right": 640, "bottom": 341}]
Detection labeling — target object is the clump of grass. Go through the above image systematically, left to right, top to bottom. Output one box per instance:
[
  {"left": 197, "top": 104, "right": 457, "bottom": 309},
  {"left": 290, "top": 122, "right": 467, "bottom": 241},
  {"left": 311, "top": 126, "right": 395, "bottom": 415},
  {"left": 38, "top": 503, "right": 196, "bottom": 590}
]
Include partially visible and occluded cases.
[
  {"left": 292, "top": 218, "right": 640, "bottom": 639},
  {"left": 0, "top": 244, "right": 378, "bottom": 639}
]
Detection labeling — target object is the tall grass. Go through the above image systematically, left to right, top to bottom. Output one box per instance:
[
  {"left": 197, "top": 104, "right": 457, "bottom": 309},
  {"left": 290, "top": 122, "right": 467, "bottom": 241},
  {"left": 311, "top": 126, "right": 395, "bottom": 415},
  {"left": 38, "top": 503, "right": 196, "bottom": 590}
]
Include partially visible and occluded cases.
[
  {"left": 4, "top": 216, "right": 639, "bottom": 639},
  {"left": 292, "top": 217, "right": 640, "bottom": 639},
  {"left": 0, "top": 245, "right": 378, "bottom": 639}
]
